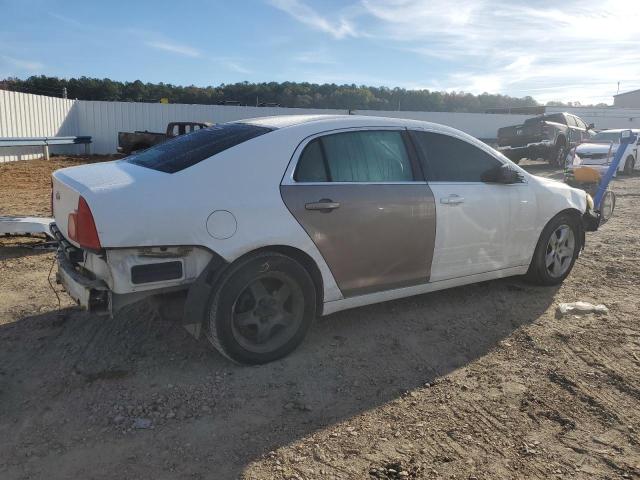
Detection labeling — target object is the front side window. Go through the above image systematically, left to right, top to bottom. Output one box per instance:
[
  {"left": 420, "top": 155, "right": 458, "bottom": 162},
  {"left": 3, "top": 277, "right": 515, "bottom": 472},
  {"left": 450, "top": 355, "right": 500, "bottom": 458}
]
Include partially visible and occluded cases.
[
  {"left": 127, "top": 123, "right": 272, "bottom": 173},
  {"left": 294, "top": 130, "right": 414, "bottom": 182},
  {"left": 411, "top": 131, "right": 502, "bottom": 182}
]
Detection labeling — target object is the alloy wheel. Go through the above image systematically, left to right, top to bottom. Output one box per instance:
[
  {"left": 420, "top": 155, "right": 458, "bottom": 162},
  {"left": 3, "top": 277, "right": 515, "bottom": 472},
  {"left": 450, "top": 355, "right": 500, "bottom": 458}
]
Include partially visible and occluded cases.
[
  {"left": 545, "top": 224, "right": 575, "bottom": 278},
  {"left": 230, "top": 272, "right": 304, "bottom": 353}
]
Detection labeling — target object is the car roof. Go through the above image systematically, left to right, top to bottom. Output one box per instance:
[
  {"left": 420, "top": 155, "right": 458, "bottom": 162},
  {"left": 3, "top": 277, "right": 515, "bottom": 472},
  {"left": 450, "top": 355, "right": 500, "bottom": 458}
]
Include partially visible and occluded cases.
[{"left": 238, "top": 114, "right": 472, "bottom": 138}]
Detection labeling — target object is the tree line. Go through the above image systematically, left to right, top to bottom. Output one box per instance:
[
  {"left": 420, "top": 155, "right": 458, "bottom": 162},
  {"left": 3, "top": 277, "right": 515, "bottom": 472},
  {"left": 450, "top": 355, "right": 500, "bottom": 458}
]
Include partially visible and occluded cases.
[{"left": 0, "top": 75, "right": 542, "bottom": 112}]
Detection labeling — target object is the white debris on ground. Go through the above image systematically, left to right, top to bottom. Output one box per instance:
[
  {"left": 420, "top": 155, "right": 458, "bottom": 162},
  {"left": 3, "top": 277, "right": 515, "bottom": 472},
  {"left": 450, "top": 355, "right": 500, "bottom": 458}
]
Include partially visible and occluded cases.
[{"left": 557, "top": 301, "right": 609, "bottom": 316}]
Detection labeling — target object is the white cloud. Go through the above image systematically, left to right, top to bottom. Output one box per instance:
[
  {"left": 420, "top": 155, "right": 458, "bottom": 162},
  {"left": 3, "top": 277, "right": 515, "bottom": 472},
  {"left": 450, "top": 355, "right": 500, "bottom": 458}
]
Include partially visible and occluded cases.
[
  {"left": 268, "top": 0, "right": 358, "bottom": 39},
  {"left": 358, "top": 0, "right": 640, "bottom": 104},
  {"left": 145, "top": 40, "right": 201, "bottom": 58},
  {"left": 1, "top": 55, "right": 43, "bottom": 71}
]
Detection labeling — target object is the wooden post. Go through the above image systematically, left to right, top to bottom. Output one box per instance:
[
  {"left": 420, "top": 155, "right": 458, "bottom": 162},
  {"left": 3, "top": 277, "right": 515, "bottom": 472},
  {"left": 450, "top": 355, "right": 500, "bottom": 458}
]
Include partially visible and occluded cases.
[
  {"left": 84, "top": 143, "right": 90, "bottom": 155},
  {"left": 43, "top": 144, "right": 50, "bottom": 161}
]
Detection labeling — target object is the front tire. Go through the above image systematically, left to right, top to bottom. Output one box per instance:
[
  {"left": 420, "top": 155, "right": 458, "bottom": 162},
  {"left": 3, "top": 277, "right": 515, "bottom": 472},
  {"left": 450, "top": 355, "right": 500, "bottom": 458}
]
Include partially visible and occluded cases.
[
  {"left": 550, "top": 141, "right": 567, "bottom": 168},
  {"left": 623, "top": 156, "right": 635, "bottom": 175},
  {"left": 526, "top": 213, "right": 581, "bottom": 285},
  {"left": 206, "top": 252, "right": 316, "bottom": 364}
]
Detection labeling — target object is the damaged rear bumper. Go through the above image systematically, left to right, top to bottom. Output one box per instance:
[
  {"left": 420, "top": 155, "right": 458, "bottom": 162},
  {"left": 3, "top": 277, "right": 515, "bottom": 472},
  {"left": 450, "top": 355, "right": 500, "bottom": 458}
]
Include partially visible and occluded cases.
[{"left": 56, "top": 249, "right": 110, "bottom": 313}]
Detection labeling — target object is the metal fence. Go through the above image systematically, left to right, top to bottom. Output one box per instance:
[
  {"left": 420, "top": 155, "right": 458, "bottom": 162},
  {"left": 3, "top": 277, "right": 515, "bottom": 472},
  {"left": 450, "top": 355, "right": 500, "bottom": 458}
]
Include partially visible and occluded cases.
[
  {"left": 0, "top": 90, "right": 79, "bottom": 161},
  {"left": 3, "top": 90, "right": 640, "bottom": 162}
]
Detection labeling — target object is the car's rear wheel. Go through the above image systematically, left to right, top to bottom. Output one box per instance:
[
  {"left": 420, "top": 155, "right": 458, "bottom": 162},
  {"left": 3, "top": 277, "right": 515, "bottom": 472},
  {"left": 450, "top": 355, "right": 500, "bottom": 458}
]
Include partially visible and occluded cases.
[
  {"left": 623, "top": 155, "right": 635, "bottom": 175},
  {"left": 526, "top": 213, "right": 581, "bottom": 285},
  {"left": 206, "top": 252, "right": 316, "bottom": 364}
]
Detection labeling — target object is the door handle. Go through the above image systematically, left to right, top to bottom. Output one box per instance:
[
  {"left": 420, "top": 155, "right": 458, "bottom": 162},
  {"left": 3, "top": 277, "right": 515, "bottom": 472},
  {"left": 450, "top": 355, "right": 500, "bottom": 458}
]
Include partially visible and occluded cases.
[
  {"left": 440, "top": 194, "right": 464, "bottom": 205},
  {"left": 305, "top": 199, "right": 340, "bottom": 212}
]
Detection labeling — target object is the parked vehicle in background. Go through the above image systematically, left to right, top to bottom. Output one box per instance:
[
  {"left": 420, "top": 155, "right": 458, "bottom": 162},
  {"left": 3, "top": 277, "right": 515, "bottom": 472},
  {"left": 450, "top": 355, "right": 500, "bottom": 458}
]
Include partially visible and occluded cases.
[
  {"left": 497, "top": 112, "right": 595, "bottom": 166},
  {"left": 52, "top": 115, "right": 606, "bottom": 364},
  {"left": 117, "top": 121, "right": 212, "bottom": 154},
  {"left": 567, "top": 129, "right": 640, "bottom": 176}
]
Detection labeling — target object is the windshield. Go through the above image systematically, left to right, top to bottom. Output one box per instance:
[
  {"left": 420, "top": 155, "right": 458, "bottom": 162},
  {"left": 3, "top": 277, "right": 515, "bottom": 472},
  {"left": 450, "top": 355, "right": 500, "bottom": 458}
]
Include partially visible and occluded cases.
[
  {"left": 126, "top": 123, "right": 272, "bottom": 173},
  {"left": 591, "top": 131, "right": 621, "bottom": 144}
]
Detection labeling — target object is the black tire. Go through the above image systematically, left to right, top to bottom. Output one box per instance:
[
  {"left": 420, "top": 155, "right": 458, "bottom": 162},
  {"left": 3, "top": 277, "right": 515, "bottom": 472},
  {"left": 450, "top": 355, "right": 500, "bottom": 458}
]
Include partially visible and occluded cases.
[
  {"left": 550, "top": 140, "right": 567, "bottom": 168},
  {"left": 623, "top": 156, "right": 635, "bottom": 175},
  {"left": 526, "top": 212, "right": 581, "bottom": 286},
  {"left": 205, "top": 252, "right": 316, "bottom": 364}
]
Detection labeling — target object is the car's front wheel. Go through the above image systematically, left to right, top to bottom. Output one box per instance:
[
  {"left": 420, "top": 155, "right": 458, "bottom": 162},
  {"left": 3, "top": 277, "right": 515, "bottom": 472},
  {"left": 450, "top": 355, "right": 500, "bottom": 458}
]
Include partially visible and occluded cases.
[
  {"left": 550, "top": 142, "right": 567, "bottom": 168},
  {"left": 623, "top": 155, "right": 635, "bottom": 175},
  {"left": 526, "top": 213, "right": 581, "bottom": 285},
  {"left": 205, "top": 252, "right": 316, "bottom": 364}
]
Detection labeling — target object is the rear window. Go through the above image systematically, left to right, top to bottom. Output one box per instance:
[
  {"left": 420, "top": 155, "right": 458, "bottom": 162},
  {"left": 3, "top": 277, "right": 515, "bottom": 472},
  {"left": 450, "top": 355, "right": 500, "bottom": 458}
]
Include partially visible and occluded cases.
[
  {"left": 524, "top": 113, "right": 566, "bottom": 125},
  {"left": 126, "top": 123, "right": 272, "bottom": 173}
]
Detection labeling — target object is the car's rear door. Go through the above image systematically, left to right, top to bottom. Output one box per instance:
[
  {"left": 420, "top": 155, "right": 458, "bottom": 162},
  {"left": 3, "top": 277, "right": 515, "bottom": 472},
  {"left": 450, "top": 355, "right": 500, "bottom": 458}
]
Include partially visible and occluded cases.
[
  {"left": 280, "top": 128, "right": 436, "bottom": 297},
  {"left": 409, "top": 130, "right": 537, "bottom": 282}
]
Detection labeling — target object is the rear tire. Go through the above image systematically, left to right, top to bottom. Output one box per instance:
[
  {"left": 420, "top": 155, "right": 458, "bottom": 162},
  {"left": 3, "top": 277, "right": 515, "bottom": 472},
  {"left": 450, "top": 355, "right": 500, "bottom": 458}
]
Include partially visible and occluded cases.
[
  {"left": 623, "top": 156, "right": 635, "bottom": 175},
  {"left": 526, "top": 213, "right": 581, "bottom": 286},
  {"left": 205, "top": 252, "right": 316, "bottom": 364}
]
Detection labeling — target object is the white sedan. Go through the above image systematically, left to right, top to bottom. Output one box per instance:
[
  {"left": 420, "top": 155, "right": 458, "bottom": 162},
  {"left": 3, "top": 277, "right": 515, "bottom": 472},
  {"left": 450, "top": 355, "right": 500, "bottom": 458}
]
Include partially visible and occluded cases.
[{"left": 52, "top": 115, "right": 604, "bottom": 364}]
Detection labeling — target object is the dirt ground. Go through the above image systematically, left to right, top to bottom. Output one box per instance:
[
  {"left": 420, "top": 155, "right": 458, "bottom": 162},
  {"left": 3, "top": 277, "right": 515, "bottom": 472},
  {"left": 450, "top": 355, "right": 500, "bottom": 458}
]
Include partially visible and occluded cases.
[{"left": 1, "top": 156, "right": 639, "bottom": 480}]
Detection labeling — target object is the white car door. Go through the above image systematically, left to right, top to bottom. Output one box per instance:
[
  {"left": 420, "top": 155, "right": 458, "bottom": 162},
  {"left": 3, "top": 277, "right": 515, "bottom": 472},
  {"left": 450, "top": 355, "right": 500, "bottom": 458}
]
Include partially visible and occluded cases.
[{"left": 410, "top": 130, "right": 537, "bottom": 282}]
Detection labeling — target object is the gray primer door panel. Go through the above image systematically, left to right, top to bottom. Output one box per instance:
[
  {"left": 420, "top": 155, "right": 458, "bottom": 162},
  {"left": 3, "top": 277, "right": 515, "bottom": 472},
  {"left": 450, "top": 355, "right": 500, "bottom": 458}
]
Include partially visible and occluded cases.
[{"left": 280, "top": 184, "right": 436, "bottom": 297}]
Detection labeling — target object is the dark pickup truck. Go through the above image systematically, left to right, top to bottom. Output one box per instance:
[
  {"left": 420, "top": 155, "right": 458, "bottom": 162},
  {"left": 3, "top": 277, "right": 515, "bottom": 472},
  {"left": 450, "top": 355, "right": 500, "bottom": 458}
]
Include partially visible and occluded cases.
[
  {"left": 497, "top": 112, "right": 595, "bottom": 165},
  {"left": 117, "top": 121, "right": 212, "bottom": 155}
]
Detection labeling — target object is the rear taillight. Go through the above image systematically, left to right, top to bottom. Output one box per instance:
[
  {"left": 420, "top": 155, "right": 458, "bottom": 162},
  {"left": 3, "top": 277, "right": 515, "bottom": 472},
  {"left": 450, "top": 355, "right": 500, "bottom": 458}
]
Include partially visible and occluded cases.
[{"left": 67, "top": 196, "right": 101, "bottom": 250}]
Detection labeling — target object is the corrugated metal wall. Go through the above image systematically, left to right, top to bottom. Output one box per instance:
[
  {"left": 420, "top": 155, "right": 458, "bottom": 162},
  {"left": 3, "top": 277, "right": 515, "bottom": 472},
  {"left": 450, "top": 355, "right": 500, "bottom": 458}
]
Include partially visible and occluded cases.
[
  {"left": 0, "top": 90, "right": 79, "bottom": 162},
  {"left": 4, "top": 90, "right": 640, "bottom": 162},
  {"left": 76, "top": 101, "right": 347, "bottom": 154},
  {"left": 546, "top": 105, "right": 640, "bottom": 130},
  {"left": 356, "top": 110, "right": 532, "bottom": 140}
]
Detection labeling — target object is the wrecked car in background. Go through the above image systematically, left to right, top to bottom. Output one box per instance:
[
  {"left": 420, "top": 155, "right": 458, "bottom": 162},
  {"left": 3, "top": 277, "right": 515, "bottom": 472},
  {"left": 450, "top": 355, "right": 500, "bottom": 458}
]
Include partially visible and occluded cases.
[
  {"left": 497, "top": 112, "right": 595, "bottom": 166},
  {"left": 567, "top": 129, "right": 640, "bottom": 176}
]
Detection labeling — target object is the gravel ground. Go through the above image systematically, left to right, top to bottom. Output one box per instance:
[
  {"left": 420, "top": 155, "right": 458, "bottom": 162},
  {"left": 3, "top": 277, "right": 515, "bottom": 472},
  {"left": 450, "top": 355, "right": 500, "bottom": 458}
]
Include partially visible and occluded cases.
[{"left": 1, "top": 156, "right": 639, "bottom": 479}]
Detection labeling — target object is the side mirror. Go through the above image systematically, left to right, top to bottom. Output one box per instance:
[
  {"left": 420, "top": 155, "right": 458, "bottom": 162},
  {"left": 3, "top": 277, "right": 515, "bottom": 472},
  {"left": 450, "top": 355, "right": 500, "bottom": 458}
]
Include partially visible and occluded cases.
[
  {"left": 588, "top": 123, "right": 595, "bottom": 129},
  {"left": 481, "top": 164, "right": 524, "bottom": 184}
]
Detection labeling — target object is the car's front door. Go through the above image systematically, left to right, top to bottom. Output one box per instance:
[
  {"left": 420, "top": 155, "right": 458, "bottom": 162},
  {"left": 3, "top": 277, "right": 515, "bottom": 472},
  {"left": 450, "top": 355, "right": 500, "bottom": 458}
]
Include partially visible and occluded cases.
[
  {"left": 280, "top": 129, "right": 436, "bottom": 297},
  {"left": 410, "top": 130, "right": 537, "bottom": 282}
]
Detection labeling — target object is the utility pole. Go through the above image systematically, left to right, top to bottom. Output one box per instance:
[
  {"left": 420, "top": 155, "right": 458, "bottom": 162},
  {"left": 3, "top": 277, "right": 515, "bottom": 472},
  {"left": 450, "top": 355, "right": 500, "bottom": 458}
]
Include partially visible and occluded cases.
[{"left": 62, "top": 87, "right": 67, "bottom": 99}]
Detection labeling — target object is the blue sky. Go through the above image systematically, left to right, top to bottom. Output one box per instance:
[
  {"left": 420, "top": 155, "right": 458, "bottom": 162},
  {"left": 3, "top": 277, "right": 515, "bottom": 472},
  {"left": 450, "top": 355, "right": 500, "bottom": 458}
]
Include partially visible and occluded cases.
[{"left": 1, "top": 0, "right": 639, "bottom": 105}]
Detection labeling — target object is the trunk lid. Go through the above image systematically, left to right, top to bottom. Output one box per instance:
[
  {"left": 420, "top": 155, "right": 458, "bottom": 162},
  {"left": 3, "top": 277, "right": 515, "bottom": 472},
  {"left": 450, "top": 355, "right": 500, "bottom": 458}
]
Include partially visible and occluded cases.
[{"left": 52, "top": 160, "right": 165, "bottom": 246}]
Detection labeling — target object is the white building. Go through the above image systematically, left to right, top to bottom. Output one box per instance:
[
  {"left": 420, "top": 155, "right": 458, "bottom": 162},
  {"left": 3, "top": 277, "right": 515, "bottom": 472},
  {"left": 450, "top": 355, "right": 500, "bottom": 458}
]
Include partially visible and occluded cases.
[{"left": 614, "top": 88, "right": 640, "bottom": 108}]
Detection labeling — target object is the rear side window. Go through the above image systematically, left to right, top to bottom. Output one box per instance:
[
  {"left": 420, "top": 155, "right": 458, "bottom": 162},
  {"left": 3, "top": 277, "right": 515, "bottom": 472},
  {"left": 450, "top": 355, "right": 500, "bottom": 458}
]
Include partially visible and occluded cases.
[
  {"left": 126, "top": 123, "right": 272, "bottom": 173},
  {"left": 295, "top": 130, "right": 414, "bottom": 182},
  {"left": 411, "top": 131, "right": 502, "bottom": 182},
  {"left": 295, "top": 139, "right": 328, "bottom": 182}
]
